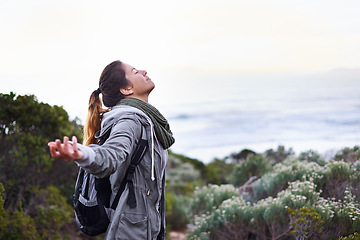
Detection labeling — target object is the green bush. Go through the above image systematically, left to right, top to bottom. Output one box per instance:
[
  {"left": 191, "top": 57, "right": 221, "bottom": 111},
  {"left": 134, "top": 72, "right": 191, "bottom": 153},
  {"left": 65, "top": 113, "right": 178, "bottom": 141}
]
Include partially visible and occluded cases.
[
  {"left": 264, "top": 145, "right": 294, "bottom": 163},
  {"left": 335, "top": 146, "right": 360, "bottom": 163},
  {"left": 229, "top": 148, "right": 256, "bottom": 163},
  {"left": 298, "top": 149, "right": 327, "bottom": 166},
  {"left": 168, "top": 151, "right": 207, "bottom": 183},
  {"left": 166, "top": 153, "right": 201, "bottom": 196},
  {"left": 187, "top": 153, "right": 360, "bottom": 240},
  {"left": 230, "top": 154, "right": 272, "bottom": 187},
  {"left": 206, "top": 159, "right": 235, "bottom": 185},
  {"left": 251, "top": 159, "right": 325, "bottom": 201},
  {"left": 322, "top": 160, "right": 357, "bottom": 200},
  {"left": 0, "top": 183, "right": 39, "bottom": 240},
  {"left": 188, "top": 184, "right": 239, "bottom": 218},
  {"left": 32, "top": 185, "right": 73, "bottom": 239},
  {"left": 166, "top": 193, "right": 191, "bottom": 231},
  {"left": 187, "top": 196, "right": 253, "bottom": 240},
  {"left": 288, "top": 206, "right": 325, "bottom": 239},
  {"left": 339, "top": 232, "right": 360, "bottom": 240}
]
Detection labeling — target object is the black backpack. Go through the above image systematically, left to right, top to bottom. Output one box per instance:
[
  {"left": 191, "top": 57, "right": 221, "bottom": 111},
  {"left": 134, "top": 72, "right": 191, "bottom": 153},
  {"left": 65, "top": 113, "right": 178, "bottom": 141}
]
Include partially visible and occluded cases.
[{"left": 73, "top": 125, "right": 148, "bottom": 236}]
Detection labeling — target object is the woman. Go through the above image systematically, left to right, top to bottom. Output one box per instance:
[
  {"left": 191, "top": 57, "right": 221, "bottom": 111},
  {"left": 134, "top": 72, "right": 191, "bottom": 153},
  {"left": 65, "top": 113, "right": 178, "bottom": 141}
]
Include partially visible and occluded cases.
[{"left": 48, "top": 60, "right": 175, "bottom": 240}]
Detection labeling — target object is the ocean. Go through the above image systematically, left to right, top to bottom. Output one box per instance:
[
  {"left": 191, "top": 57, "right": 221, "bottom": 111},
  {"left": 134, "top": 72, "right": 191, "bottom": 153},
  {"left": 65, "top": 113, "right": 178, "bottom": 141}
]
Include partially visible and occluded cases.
[{"left": 154, "top": 69, "right": 360, "bottom": 163}]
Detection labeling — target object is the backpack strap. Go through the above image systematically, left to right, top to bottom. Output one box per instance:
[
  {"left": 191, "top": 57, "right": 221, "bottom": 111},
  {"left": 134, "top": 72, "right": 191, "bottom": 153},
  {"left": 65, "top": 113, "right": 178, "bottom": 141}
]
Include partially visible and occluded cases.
[
  {"left": 110, "top": 125, "right": 148, "bottom": 209},
  {"left": 97, "top": 126, "right": 112, "bottom": 146},
  {"left": 126, "top": 126, "right": 148, "bottom": 208},
  {"left": 92, "top": 127, "right": 113, "bottom": 208}
]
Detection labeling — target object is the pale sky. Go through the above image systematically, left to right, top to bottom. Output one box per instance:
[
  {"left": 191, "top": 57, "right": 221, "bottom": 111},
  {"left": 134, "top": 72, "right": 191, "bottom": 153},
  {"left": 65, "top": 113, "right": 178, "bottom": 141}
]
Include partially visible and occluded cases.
[{"left": 1, "top": 0, "right": 360, "bottom": 121}]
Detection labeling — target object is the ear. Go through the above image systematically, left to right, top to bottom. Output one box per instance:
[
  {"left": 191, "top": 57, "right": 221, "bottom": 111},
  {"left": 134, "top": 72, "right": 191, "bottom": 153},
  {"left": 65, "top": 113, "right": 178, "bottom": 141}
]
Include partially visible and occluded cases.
[{"left": 120, "top": 86, "right": 133, "bottom": 96}]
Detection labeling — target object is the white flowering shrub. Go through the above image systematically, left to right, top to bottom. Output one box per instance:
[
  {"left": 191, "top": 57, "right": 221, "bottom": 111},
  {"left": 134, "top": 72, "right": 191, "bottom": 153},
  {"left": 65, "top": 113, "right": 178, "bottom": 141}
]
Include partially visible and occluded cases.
[
  {"left": 187, "top": 149, "right": 360, "bottom": 240},
  {"left": 252, "top": 159, "right": 325, "bottom": 201},
  {"left": 321, "top": 160, "right": 357, "bottom": 200},
  {"left": 325, "top": 160, "right": 353, "bottom": 181},
  {"left": 353, "top": 160, "right": 360, "bottom": 171},
  {"left": 286, "top": 180, "right": 320, "bottom": 206},
  {"left": 188, "top": 184, "right": 239, "bottom": 218},
  {"left": 335, "top": 188, "right": 360, "bottom": 232},
  {"left": 187, "top": 196, "right": 253, "bottom": 240},
  {"left": 253, "top": 196, "right": 289, "bottom": 238}
]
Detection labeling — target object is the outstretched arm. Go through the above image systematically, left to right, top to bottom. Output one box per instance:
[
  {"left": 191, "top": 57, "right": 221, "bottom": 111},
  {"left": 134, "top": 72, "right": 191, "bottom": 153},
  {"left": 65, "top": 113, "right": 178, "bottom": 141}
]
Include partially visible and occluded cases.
[{"left": 48, "top": 136, "right": 84, "bottom": 161}]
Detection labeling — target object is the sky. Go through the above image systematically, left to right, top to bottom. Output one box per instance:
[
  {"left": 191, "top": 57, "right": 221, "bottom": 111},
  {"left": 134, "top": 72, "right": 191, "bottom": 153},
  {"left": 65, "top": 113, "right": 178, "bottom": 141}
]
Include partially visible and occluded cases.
[{"left": 1, "top": 0, "right": 360, "bottom": 125}]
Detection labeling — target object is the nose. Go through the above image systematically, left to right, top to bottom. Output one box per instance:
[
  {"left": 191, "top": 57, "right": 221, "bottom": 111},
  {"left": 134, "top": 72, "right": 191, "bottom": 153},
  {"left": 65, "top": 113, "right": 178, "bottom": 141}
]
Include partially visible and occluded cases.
[{"left": 138, "top": 70, "right": 147, "bottom": 76}]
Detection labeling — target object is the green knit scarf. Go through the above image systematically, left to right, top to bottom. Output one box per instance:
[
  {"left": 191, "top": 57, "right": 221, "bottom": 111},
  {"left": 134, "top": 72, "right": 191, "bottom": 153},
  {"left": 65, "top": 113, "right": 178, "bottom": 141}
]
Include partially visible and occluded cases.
[{"left": 119, "top": 97, "right": 175, "bottom": 149}]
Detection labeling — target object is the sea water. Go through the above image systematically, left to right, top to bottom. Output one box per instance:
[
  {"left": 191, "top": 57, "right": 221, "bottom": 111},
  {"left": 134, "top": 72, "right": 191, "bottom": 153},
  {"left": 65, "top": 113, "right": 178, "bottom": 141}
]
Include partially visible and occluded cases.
[{"left": 154, "top": 69, "right": 360, "bottom": 163}]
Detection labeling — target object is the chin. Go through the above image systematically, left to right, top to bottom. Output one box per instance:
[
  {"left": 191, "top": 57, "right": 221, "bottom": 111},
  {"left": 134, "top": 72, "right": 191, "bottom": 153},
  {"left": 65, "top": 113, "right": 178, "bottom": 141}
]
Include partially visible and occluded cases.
[
  {"left": 150, "top": 83, "right": 155, "bottom": 91},
  {"left": 148, "top": 87, "right": 155, "bottom": 94}
]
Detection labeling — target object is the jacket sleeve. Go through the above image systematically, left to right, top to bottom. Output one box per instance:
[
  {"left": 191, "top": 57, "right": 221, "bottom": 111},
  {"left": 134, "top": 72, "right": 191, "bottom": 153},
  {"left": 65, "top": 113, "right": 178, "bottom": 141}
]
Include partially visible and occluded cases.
[{"left": 75, "top": 115, "right": 142, "bottom": 179}]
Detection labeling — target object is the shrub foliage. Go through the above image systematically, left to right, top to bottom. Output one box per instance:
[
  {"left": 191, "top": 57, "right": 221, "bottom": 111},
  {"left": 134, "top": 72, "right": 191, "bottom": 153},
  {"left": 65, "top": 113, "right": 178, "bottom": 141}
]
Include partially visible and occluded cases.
[
  {"left": 0, "top": 92, "right": 82, "bottom": 239},
  {"left": 187, "top": 148, "right": 360, "bottom": 239}
]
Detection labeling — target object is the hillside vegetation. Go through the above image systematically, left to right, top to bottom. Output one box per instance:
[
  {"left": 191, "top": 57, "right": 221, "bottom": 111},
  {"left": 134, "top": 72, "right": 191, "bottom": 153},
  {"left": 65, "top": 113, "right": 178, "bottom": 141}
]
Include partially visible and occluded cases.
[{"left": 1, "top": 93, "right": 359, "bottom": 240}]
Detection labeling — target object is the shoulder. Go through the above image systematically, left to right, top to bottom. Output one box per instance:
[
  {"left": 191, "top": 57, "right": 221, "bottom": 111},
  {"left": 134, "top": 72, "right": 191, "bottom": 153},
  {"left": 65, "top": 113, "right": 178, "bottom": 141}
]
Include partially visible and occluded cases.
[
  {"left": 96, "top": 106, "right": 151, "bottom": 140},
  {"left": 101, "top": 106, "right": 147, "bottom": 127},
  {"left": 110, "top": 110, "right": 148, "bottom": 138}
]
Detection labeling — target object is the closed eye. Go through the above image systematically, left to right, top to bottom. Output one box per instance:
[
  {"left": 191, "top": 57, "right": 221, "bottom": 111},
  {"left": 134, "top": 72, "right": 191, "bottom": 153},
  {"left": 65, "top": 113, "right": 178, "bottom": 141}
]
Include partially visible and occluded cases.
[{"left": 132, "top": 68, "right": 138, "bottom": 74}]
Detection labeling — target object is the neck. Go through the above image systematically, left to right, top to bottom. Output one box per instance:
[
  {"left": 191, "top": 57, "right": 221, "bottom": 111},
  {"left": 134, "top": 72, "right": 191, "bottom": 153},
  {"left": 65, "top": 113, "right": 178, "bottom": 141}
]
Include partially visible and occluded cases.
[{"left": 127, "top": 95, "right": 148, "bottom": 103}]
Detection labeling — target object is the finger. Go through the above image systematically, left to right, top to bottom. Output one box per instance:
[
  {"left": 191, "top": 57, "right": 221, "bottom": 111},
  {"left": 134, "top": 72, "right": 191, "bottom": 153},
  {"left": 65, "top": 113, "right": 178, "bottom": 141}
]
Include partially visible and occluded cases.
[
  {"left": 72, "top": 135, "right": 77, "bottom": 144},
  {"left": 63, "top": 136, "right": 69, "bottom": 154},
  {"left": 63, "top": 136, "right": 72, "bottom": 161},
  {"left": 72, "top": 136, "right": 80, "bottom": 158},
  {"left": 72, "top": 136, "right": 78, "bottom": 151},
  {"left": 73, "top": 136, "right": 84, "bottom": 160},
  {"left": 55, "top": 139, "right": 63, "bottom": 154},
  {"left": 48, "top": 142, "right": 60, "bottom": 158}
]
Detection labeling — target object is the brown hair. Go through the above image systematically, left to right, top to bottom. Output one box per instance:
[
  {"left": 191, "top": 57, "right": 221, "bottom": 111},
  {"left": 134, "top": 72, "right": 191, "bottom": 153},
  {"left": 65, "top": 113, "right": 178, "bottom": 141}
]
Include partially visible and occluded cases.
[{"left": 83, "top": 60, "right": 130, "bottom": 145}]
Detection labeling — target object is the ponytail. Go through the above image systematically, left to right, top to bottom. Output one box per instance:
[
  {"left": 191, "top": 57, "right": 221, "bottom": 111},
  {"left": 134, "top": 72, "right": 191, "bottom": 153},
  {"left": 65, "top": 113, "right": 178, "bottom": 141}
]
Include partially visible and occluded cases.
[
  {"left": 83, "top": 60, "right": 128, "bottom": 145},
  {"left": 83, "top": 89, "right": 108, "bottom": 146}
]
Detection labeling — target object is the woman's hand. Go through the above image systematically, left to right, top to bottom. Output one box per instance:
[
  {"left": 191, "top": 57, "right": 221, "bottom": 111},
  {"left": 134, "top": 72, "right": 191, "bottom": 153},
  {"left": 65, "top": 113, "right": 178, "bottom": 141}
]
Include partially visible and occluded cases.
[{"left": 48, "top": 136, "right": 84, "bottom": 162}]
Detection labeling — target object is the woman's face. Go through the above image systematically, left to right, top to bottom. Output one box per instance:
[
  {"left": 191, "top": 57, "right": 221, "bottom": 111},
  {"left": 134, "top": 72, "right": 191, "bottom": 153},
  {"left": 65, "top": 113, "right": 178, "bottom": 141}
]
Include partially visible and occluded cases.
[{"left": 122, "top": 63, "right": 155, "bottom": 99}]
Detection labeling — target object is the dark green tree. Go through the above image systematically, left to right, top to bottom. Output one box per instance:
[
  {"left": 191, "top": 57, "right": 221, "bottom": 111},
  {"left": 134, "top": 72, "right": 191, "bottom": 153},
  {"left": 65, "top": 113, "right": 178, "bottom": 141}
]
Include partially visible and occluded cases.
[
  {"left": 0, "top": 92, "right": 82, "bottom": 218},
  {"left": 264, "top": 145, "right": 294, "bottom": 163},
  {"left": 229, "top": 148, "right": 256, "bottom": 164},
  {"left": 298, "top": 149, "right": 326, "bottom": 166}
]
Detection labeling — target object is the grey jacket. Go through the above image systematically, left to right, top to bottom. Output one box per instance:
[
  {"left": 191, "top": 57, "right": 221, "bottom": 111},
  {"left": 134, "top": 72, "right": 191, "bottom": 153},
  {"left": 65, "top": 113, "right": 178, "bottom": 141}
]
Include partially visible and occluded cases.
[{"left": 76, "top": 105, "right": 168, "bottom": 240}]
